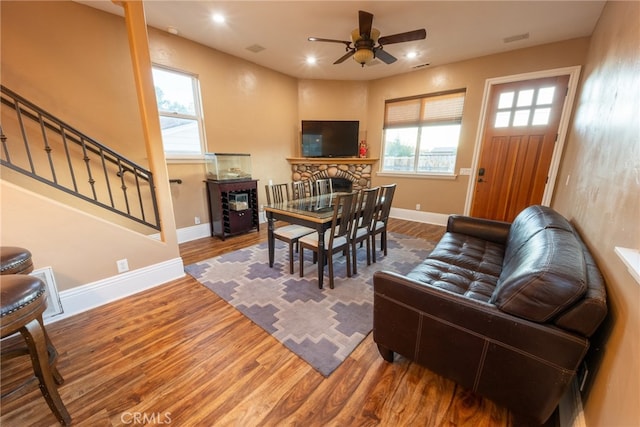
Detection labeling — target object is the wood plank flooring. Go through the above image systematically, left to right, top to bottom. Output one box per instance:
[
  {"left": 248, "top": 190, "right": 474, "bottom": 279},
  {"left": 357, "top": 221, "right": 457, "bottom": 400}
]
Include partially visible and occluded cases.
[{"left": 1, "top": 218, "right": 519, "bottom": 426}]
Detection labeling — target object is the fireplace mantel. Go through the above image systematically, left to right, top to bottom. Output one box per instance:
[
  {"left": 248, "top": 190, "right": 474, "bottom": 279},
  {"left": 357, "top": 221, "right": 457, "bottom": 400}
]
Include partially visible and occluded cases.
[
  {"left": 286, "top": 157, "right": 379, "bottom": 191},
  {"left": 286, "top": 157, "right": 379, "bottom": 165}
]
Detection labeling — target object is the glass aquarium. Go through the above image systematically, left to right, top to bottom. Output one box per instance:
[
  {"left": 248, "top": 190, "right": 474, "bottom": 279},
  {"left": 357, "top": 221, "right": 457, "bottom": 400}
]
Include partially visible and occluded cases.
[{"left": 205, "top": 153, "right": 252, "bottom": 181}]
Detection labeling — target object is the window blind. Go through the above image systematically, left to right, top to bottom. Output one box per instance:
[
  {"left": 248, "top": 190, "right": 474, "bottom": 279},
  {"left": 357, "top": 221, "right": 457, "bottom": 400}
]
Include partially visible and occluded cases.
[{"left": 384, "top": 90, "right": 466, "bottom": 129}]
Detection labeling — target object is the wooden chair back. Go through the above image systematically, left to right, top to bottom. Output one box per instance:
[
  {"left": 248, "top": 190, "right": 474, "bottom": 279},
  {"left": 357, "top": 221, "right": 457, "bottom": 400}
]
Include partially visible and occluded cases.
[
  {"left": 314, "top": 178, "right": 333, "bottom": 196},
  {"left": 291, "top": 181, "right": 309, "bottom": 200},
  {"left": 265, "top": 183, "right": 290, "bottom": 204},
  {"left": 375, "top": 184, "right": 396, "bottom": 224},
  {"left": 353, "top": 187, "right": 380, "bottom": 238}
]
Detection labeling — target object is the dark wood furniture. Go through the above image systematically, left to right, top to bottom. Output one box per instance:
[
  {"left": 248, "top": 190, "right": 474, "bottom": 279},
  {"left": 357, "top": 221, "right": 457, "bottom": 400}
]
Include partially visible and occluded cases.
[
  {"left": 206, "top": 179, "right": 259, "bottom": 240},
  {"left": 264, "top": 194, "right": 343, "bottom": 288}
]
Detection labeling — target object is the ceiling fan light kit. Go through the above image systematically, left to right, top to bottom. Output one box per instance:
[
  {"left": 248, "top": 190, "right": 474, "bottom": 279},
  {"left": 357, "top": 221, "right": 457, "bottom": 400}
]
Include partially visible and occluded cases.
[{"left": 309, "top": 10, "right": 426, "bottom": 68}]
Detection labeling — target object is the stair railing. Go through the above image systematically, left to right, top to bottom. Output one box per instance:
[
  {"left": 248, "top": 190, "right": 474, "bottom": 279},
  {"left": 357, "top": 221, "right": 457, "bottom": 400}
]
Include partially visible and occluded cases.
[{"left": 0, "top": 85, "right": 160, "bottom": 230}]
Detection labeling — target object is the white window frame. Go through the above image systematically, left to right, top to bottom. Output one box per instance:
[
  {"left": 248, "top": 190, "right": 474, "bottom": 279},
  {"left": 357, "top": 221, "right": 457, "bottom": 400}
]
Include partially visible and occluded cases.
[
  {"left": 152, "top": 65, "right": 207, "bottom": 160},
  {"left": 379, "top": 89, "right": 466, "bottom": 178}
]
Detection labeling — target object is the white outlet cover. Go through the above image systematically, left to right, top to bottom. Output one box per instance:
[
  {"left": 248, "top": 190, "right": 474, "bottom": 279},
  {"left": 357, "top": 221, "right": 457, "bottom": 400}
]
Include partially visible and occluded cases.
[{"left": 117, "top": 259, "right": 129, "bottom": 273}]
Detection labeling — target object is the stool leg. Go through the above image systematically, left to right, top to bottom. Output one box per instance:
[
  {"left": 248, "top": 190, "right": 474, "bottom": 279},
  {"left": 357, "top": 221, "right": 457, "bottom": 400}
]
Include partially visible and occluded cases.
[
  {"left": 21, "top": 318, "right": 71, "bottom": 426},
  {"left": 42, "top": 323, "right": 65, "bottom": 386}
]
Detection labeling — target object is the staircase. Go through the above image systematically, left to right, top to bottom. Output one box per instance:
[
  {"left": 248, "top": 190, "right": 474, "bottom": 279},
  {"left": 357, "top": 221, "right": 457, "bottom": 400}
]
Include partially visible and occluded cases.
[{"left": 0, "top": 85, "right": 160, "bottom": 231}]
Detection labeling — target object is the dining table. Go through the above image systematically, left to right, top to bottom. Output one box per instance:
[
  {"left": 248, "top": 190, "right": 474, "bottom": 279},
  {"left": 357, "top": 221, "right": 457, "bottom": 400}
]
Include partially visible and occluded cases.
[{"left": 264, "top": 193, "right": 349, "bottom": 289}]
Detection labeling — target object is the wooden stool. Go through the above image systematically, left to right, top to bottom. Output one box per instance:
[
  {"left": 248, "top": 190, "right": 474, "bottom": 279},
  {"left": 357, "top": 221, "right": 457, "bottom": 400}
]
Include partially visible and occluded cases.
[{"left": 1, "top": 274, "right": 71, "bottom": 425}]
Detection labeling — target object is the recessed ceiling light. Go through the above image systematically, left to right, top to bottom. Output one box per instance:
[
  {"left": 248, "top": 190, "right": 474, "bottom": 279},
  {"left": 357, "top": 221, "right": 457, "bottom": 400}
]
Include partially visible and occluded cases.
[
  {"left": 212, "top": 13, "right": 225, "bottom": 24},
  {"left": 406, "top": 51, "right": 418, "bottom": 59},
  {"left": 306, "top": 57, "right": 317, "bottom": 65}
]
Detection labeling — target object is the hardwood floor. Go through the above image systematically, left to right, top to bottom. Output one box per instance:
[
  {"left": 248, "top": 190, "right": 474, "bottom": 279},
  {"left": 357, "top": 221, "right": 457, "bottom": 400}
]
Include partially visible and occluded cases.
[{"left": 1, "top": 218, "right": 518, "bottom": 426}]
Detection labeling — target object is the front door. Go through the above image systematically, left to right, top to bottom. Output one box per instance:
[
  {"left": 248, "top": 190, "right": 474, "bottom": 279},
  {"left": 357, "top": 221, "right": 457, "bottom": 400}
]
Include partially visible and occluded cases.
[{"left": 471, "top": 75, "right": 570, "bottom": 221}]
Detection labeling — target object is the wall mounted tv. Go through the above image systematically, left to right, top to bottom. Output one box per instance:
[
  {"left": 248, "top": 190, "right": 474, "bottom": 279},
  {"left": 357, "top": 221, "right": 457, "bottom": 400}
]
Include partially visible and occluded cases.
[{"left": 301, "top": 120, "right": 359, "bottom": 158}]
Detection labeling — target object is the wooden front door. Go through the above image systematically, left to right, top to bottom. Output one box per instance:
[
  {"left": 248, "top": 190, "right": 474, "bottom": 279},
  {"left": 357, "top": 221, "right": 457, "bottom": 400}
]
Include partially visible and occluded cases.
[{"left": 471, "top": 75, "right": 570, "bottom": 221}]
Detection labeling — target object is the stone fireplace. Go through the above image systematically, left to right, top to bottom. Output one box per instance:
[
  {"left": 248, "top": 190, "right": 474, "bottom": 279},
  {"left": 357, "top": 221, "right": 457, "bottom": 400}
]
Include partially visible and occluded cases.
[{"left": 287, "top": 157, "right": 378, "bottom": 192}]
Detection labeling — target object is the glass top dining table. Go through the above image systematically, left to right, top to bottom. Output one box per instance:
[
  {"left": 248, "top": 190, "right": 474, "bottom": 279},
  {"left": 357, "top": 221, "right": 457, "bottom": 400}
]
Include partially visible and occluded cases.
[{"left": 263, "top": 192, "right": 351, "bottom": 289}]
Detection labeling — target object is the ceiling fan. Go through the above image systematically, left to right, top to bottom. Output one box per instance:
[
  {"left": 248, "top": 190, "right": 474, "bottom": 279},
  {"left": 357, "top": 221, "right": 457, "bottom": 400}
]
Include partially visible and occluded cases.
[{"left": 308, "top": 10, "right": 426, "bottom": 67}]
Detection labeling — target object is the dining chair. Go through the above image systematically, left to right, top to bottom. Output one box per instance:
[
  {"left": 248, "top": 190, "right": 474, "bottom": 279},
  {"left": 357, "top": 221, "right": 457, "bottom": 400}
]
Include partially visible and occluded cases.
[
  {"left": 314, "top": 178, "right": 333, "bottom": 196},
  {"left": 291, "top": 180, "right": 309, "bottom": 200},
  {"left": 370, "top": 183, "right": 397, "bottom": 263},
  {"left": 265, "top": 184, "right": 315, "bottom": 274},
  {"left": 350, "top": 186, "right": 380, "bottom": 275},
  {"left": 299, "top": 192, "right": 358, "bottom": 289}
]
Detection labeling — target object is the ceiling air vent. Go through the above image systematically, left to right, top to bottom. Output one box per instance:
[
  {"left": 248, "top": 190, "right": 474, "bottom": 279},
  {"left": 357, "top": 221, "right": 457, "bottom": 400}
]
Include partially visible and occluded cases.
[
  {"left": 503, "top": 33, "right": 530, "bottom": 43},
  {"left": 246, "top": 44, "right": 266, "bottom": 53},
  {"left": 413, "top": 63, "right": 431, "bottom": 69}
]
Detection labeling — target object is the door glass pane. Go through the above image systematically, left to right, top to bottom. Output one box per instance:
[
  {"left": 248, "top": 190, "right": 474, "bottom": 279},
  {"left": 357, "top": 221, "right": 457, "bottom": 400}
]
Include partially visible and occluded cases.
[
  {"left": 536, "top": 87, "right": 555, "bottom": 105},
  {"left": 516, "top": 89, "right": 534, "bottom": 107},
  {"left": 498, "top": 92, "right": 514, "bottom": 109},
  {"left": 532, "top": 108, "right": 551, "bottom": 125},
  {"left": 513, "top": 110, "right": 530, "bottom": 126},
  {"left": 495, "top": 111, "right": 511, "bottom": 127},
  {"left": 382, "top": 128, "right": 418, "bottom": 171}
]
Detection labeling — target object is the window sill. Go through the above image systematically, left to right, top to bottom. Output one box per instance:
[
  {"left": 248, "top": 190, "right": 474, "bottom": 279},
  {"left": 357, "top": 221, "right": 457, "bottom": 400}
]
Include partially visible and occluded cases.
[
  {"left": 165, "top": 155, "right": 206, "bottom": 164},
  {"left": 376, "top": 171, "right": 458, "bottom": 180},
  {"left": 615, "top": 247, "right": 640, "bottom": 285}
]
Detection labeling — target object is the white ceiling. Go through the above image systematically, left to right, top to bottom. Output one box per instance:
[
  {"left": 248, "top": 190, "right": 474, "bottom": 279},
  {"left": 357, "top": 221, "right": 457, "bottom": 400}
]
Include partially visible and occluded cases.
[{"left": 77, "top": 1, "right": 606, "bottom": 81}]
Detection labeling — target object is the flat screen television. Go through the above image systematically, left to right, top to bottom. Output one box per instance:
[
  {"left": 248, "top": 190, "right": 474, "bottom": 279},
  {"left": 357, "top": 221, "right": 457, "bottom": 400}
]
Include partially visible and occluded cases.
[{"left": 301, "top": 120, "right": 359, "bottom": 157}]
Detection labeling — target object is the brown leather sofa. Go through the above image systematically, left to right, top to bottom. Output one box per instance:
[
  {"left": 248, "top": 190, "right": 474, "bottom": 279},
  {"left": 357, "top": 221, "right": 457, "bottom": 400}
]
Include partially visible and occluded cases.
[{"left": 373, "top": 205, "right": 607, "bottom": 424}]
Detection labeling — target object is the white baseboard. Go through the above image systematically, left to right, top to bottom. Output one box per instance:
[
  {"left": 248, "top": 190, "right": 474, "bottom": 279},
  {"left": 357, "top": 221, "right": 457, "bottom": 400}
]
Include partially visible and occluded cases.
[
  {"left": 389, "top": 207, "right": 450, "bottom": 226},
  {"left": 176, "top": 222, "right": 211, "bottom": 243},
  {"left": 149, "top": 223, "right": 211, "bottom": 244},
  {"left": 47, "top": 257, "right": 185, "bottom": 324}
]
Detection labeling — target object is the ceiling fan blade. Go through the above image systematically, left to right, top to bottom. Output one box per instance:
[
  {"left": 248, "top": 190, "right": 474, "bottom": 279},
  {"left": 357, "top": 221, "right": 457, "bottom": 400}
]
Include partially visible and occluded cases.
[
  {"left": 358, "top": 10, "right": 373, "bottom": 39},
  {"left": 378, "top": 29, "right": 426, "bottom": 45},
  {"left": 308, "top": 37, "right": 351, "bottom": 47},
  {"left": 374, "top": 48, "right": 397, "bottom": 64},
  {"left": 334, "top": 49, "right": 355, "bottom": 64}
]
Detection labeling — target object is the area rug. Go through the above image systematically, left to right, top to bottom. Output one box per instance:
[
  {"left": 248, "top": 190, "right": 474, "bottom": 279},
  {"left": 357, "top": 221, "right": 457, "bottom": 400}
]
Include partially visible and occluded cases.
[{"left": 185, "top": 232, "right": 435, "bottom": 376}]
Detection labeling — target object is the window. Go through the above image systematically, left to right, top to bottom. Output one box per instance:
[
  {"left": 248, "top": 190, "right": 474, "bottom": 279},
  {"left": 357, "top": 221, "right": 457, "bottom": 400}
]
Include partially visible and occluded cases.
[
  {"left": 152, "top": 66, "right": 206, "bottom": 158},
  {"left": 494, "top": 86, "right": 555, "bottom": 128},
  {"left": 381, "top": 90, "right": 466, "bottom": 175}
]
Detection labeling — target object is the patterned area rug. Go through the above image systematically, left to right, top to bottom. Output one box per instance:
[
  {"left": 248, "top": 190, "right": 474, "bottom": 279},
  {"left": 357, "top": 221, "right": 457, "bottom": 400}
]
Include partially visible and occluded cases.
[{"left": 185, "top": 232, "right": 435, "bottom": 376}]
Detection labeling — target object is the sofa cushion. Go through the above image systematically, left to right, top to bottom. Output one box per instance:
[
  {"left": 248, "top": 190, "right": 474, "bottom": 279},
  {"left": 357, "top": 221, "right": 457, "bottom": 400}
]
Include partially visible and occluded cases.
[
  {"left": 503, "top": 205, "right": 574, "bottom": 267},
  {"left": 491, "top": 228, "right": 588, "bottom": 322},
  {"left": 407, "top": 232, "right": 504, "bottom": 302}
]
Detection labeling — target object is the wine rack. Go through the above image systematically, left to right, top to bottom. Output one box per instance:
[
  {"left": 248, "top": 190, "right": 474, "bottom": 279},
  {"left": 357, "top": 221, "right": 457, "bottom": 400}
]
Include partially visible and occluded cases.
[{"left": 205, "top": 179, "right": 259, "bottom": 240}]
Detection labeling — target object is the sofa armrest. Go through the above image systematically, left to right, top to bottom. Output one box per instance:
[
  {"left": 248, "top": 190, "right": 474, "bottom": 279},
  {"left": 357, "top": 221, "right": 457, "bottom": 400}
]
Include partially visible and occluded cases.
[{"left": 446, "top": 215, "right": 510, "bottom": 244}]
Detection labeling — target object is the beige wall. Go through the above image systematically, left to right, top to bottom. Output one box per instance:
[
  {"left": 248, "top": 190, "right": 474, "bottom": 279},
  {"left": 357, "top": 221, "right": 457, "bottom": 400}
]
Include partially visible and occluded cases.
[
  {"left": 1, "top": 1, "right": 180, "bottom": 291},
  {"left": 2, "top": 2, "right": 638, "bottom": 423},
  {"left": 552, "top": 2, "right": 640, "bottom": 425},
  {"left": 148, "top": 27, "right": 300, "bottom": 226},
  {"left": 366, "top": 39, "right": 590, "bottom": 214}
]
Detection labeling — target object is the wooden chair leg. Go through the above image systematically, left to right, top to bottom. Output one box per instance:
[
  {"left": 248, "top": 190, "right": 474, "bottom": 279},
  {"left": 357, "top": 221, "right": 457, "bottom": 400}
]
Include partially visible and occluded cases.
[
  {"left": 371, "top": 235, "right": 378, "bottom": 263},
  {"left": 288, "top": 242, "right": 295, "bottom": 274},
  {"left": 351, "top": 244, "right": 358, "bottom": 276},
  {"left": 328, "top": 252, "right": 334, "bottom": 289},
  {"left": 22, "top": 318, "right": 71, "bottom": 426}
]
